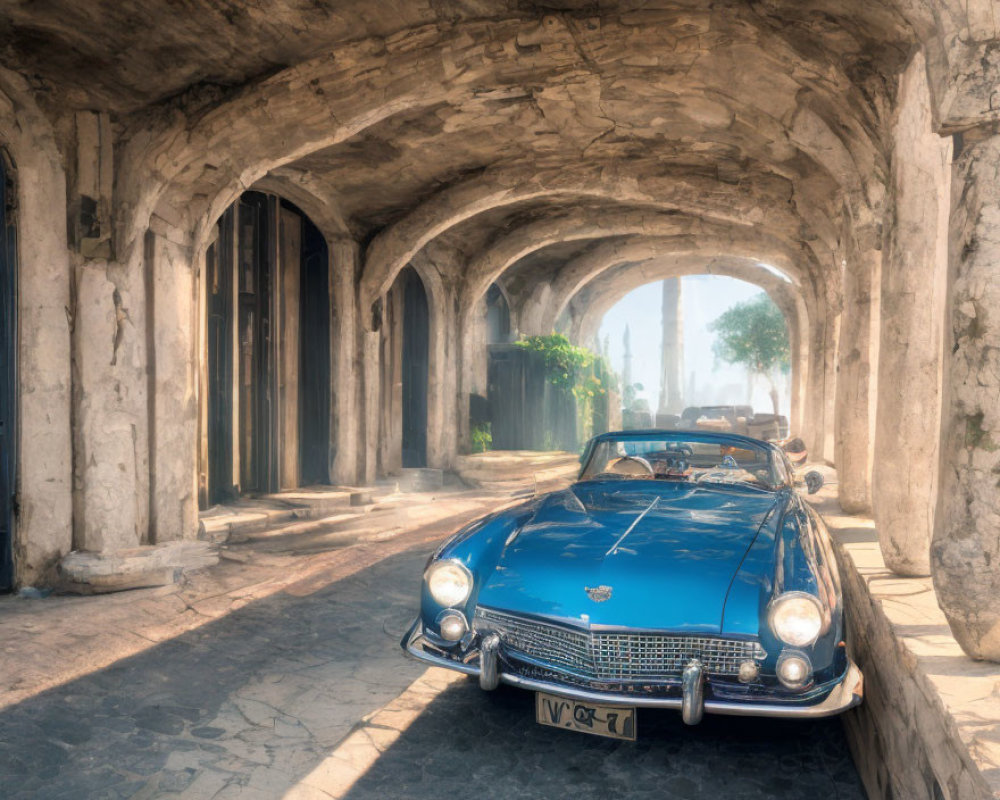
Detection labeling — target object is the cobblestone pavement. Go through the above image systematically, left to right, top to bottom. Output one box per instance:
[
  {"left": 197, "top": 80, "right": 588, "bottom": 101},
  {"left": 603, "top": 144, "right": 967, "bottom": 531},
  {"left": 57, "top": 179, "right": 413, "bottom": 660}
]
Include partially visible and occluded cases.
[{"left": 0, "top": 516, "right": 865, "bottom": 799}]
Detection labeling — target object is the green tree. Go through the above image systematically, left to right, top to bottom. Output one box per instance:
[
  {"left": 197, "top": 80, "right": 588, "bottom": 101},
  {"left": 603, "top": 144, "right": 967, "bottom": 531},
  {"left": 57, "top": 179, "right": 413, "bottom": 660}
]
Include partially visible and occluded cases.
[{"left": 709, "top": 294, "right": 790, "bottom": 417}]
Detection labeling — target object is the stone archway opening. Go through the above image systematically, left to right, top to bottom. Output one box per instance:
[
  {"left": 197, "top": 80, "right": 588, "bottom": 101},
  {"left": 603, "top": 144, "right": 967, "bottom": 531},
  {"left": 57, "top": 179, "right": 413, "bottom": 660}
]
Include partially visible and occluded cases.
[
  {"left": 200, "top": 190, "right": 332, "bottom": 507},
  {"left": 378, "top": 265, "right": 432, "bottom": 474},
  {"left": 594, "top": 274, "right": 795, "bottom": 439}
]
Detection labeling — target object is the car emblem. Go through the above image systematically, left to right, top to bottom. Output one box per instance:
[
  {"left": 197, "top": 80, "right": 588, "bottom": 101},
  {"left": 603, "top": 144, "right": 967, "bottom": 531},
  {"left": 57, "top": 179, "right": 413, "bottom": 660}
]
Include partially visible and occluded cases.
[{"left": 585, "top": 585, "right": 613, "bottom": 602}]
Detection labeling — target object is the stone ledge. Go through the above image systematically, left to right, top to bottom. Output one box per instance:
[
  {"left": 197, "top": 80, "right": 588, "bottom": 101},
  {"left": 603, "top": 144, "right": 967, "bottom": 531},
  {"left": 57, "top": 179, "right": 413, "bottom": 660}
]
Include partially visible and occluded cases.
[
  {"left": 815, "top": 494, "right": 1000, "bottom": 800},
  {"left": 57, "top": 541, "right": 219, "bottom": 594}
]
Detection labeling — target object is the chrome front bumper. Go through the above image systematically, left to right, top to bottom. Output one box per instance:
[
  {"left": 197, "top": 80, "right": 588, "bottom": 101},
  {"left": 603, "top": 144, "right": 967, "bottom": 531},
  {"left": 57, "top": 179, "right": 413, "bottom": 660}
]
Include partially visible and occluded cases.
[{"left": 401, "top": 618, "right": 864, "bottom": 720}]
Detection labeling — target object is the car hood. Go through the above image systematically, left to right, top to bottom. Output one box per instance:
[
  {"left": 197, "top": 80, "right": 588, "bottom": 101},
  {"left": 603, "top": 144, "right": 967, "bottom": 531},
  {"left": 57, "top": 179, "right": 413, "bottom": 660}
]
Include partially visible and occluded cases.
[{"left": 475, "top": 481, "right": 780, "bottom": 633}]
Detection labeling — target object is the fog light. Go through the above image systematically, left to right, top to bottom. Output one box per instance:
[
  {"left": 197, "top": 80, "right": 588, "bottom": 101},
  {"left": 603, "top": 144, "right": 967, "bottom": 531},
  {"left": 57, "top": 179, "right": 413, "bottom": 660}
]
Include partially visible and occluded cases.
[
  {"left": 437, "top": 610, "right": 468, "bottom": 642},
  {"left": 776, "top": 653, "right": 812, "bottom": 690},
  {"left": 738, "top": 660, "right": 760, "bottom": 684}
]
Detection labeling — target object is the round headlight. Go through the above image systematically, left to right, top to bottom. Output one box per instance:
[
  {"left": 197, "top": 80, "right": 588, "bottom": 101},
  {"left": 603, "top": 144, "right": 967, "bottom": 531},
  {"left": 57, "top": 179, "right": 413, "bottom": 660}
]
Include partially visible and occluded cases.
[
  {"left": 425, "top": 560, "right": 473, "bottom": 607},
  {"left": 768, "top": 592, "right": 823, "bottom": 647},
  {"left": 436, "top": 610, "right": 469, "bottom": 642},
  {"left": 776, "top": 652, "right": 813, "bottom": 690}
]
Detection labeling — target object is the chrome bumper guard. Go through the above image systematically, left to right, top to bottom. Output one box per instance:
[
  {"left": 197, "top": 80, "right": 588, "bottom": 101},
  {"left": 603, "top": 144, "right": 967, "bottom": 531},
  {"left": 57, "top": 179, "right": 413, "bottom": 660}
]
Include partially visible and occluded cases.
[{"left": 402, "top": 618, "right": 864, "bottom": 720}]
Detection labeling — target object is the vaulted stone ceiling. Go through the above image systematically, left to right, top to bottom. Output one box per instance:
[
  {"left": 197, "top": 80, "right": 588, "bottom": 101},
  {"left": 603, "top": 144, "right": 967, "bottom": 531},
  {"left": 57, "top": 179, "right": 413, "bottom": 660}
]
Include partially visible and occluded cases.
[
  {"left": 4, "top": 0, "right": 951, "bottom": 329},
  {"left": 0, "top": 1, "right": 920, "bottom": 112}
]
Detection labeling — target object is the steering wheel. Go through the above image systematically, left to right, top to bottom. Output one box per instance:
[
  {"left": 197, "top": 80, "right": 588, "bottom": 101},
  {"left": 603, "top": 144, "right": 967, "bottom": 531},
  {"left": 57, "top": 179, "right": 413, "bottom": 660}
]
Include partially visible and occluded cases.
[
  {"left": 721, "top": 455, "right": 739, "bottom": 469},
  {"left": 608, "top": 456, "right": 655, "bottom": 477}
]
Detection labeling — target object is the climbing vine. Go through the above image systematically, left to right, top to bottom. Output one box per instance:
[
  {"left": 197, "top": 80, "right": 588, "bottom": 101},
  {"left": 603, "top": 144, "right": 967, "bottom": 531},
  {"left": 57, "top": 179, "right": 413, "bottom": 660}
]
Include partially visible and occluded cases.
[{"left": 513, "top": 334, "right": 611, "bottom": 401}]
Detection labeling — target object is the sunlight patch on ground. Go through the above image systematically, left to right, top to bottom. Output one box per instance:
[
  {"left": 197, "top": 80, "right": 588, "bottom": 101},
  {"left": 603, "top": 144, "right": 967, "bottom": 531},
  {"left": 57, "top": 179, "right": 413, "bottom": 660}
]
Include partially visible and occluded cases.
[{"left": 284, "top": 667, "right": 464, "bottom": 799}]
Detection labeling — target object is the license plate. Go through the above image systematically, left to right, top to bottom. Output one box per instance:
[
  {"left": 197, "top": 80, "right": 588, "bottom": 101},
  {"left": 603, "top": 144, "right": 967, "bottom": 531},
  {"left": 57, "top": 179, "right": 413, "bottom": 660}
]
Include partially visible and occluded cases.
[{"left": 535, "top": 692, "right": 636, "bottom": 741}]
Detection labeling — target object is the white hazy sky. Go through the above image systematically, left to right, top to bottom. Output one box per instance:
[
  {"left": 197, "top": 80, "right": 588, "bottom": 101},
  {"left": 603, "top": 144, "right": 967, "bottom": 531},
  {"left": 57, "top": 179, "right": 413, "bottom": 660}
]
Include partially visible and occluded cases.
[{"left": 597, "top": 275, "right": 791, "bottom": 416}]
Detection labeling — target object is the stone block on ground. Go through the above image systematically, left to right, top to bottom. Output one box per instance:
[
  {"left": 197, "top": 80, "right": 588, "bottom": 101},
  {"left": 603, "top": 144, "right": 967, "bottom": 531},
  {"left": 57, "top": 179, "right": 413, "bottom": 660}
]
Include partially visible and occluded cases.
[
  {"left": 455, "top": 450, "right": 579, "bottom": 492},
  {"left": 398, "top": 468, "right": 444, "bottom": 492},
  {"left": 58, "top": 541, "right": 219, "bottom": 594}
]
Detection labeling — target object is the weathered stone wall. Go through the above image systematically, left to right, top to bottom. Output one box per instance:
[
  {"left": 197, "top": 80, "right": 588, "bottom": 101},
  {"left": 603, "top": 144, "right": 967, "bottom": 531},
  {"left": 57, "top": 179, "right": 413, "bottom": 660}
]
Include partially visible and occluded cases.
[
  {"left": 0, "top": 70, "right": 74, "bottom": 585},
  {"left": 822, "top": 498, "right": 999, "bottom": 800}
]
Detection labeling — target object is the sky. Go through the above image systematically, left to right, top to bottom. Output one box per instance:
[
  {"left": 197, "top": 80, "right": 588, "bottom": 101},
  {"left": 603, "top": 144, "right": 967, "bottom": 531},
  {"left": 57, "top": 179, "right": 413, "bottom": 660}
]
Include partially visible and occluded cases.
[{"left": 597, "top": 275, "right": 792, "bottom": 417}]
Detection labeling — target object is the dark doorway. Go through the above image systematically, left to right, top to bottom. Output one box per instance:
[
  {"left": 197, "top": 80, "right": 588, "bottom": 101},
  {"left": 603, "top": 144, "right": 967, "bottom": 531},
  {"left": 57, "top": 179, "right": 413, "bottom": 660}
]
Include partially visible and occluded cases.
[
  {"left": 0, "top": 151, "right": 14, "bottom": 591},
  {"left": 237, "top": 192, "right": 276, "bottom": 494},
  {"left": 205, "top": 206, "right": 236, "bottom": 506},
  {"left": 297, "top": 212, "right": 331, "bottom": 485},
  {"left": 400, "top": 267, "right": 429, "bottom": 468},
  {"left": 485, "top": 283, "right": 511, "bottom": 345}
]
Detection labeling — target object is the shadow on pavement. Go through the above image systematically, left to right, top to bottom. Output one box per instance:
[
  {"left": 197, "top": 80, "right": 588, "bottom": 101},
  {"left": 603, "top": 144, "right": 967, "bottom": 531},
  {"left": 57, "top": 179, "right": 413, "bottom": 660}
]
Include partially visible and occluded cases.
[
  {"left": 0, "top": 539, "right": 865, "bottom": 800},
  {"left": 340, "top": 678, "right": 865, "bottom": 800}
]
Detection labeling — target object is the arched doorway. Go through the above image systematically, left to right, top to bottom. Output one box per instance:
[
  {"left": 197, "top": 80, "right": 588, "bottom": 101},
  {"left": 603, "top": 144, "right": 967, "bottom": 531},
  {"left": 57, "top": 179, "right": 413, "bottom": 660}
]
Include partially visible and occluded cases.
[
  {"left": 0, "top": 150, "right": 15, "bottom": 591},
  {"left": 202, "top": 191, "right": 331, "bottom": 506},
  {"left": 400, "top": 267, "right": 429, "bottom": 468},
  {"left": 485, "top": 283, "right": 511, "bottom": 345}
]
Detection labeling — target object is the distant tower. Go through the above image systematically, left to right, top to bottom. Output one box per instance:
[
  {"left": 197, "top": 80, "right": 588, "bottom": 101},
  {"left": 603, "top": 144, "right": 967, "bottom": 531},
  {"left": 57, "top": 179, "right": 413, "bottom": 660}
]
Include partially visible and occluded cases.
[
  {"left": 658, "top": 278, "right": 684, "bottom": 414},
  {"left": 623, "top": 324, "right": 633, "bottom": 392}
]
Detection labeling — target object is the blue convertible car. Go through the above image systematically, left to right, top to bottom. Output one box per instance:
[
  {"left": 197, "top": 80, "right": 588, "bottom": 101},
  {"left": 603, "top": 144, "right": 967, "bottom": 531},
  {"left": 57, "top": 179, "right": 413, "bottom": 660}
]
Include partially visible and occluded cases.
[{"left": 402, "top": 430, "right": 863, "bottom": 738}]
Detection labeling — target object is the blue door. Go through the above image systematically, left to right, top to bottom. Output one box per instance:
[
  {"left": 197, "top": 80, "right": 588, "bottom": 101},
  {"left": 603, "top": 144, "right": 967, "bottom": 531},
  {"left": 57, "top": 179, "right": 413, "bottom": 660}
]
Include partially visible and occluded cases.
[{"left": 0, "top": 152, "right": 16, "bottom": 591}]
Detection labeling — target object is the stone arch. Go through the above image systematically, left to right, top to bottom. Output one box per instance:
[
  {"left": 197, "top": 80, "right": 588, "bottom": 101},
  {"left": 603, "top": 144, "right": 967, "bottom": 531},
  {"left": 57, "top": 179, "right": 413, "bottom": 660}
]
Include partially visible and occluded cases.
[
  {"left": 120, "top": 13, "right": 889, "bottom": 287},
  {"left": 0, "top": 69, "right": 73, "bottom": 586},
  {"left": 364, "top": 163, "right": 841, "bottom": 312},
  {"left": 519, "top": 234, "right": 810, "bottom": 337},
  {"left": 563, "top": 255, "right": 811, "bottom": 439}
]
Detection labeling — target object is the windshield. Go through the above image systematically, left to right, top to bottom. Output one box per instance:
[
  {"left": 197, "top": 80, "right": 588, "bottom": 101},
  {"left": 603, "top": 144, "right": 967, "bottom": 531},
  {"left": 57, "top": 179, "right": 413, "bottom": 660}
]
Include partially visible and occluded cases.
[{"left": 580, "top": 434, "right": 786, "bottom": 491}]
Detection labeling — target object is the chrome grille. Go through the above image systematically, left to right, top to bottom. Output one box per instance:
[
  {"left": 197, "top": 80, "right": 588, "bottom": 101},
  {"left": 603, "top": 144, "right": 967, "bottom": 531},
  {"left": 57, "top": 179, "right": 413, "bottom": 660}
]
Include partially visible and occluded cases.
[{"left": 474, "top": 607, "right": 765, "bottom": 681}]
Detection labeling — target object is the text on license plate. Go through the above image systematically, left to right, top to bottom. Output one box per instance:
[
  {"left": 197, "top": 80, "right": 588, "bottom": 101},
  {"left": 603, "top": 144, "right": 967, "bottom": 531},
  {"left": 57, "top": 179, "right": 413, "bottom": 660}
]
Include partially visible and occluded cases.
[{"left": 535, "top": 691, "right": 636, "bottom": 741}]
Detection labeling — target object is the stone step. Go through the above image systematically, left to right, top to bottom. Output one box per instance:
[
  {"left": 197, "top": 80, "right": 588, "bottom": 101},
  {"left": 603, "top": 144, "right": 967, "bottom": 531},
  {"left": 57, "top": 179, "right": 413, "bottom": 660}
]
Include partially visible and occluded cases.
[{"left": 58, "top": 541, "right": 219, "bottom": 594}]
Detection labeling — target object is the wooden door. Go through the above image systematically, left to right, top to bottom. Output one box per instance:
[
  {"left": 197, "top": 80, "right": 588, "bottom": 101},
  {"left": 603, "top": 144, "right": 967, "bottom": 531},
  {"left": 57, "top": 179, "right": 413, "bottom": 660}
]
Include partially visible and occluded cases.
[
  {"left": 237, "top": 192, "right": 276, "bottom": 494},
  {"left": 205, "top": 206, "right": 235, "bottom": 506},
  {"left": 298, "top": 215, "right": 330, "bottom": 485},
  {"left": 400, "top": 267, "right": 429, "bottom": 468}
]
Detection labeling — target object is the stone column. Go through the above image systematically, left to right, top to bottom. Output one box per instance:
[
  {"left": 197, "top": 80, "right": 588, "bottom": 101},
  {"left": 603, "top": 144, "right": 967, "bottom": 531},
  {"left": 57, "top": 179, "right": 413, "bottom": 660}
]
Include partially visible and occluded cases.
[
  {"left": 872, "top": 52, "right": 951, "bottom": 576},
  {"left": 932, "top": 130, "right": 1000, "bottom": 661},
  {"left": 147, "top": 231, "right": 199, "bottom": 543},
  {"left": 329, "top": 239, "right": 361, "bottom": 486},
  {"left": 834, "top": 243, "right": 879, "bottom": 514},
  {"left": 73, "top": 256, "right": 150, "bottom": 552},
  {"left": 658, "top": 277, "right": 684, "bottom": 415},
  {"left": 426, "top": 281, "right": 459, "bottom": 470},
  {"left": 457, "top": 298, "right": 489, "bottom": 454},
  {"left": 802, "top": 314, "right": 830, "bottom": 459},
  {"left": 362, "top": 323, "right": 380, "bottom": 486}
]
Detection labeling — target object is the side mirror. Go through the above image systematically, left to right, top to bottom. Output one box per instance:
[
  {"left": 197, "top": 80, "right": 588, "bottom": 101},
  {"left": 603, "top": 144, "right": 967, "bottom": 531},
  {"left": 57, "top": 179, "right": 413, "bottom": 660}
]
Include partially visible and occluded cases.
[{"left": 804, "top": 471, "right": 824, "bottom": 494}]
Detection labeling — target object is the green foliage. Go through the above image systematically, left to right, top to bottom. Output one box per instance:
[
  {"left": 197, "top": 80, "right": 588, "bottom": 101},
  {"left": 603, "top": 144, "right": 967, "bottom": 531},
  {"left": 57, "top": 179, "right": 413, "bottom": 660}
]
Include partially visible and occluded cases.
[
  {"left": 710, "top": 294, "right": 790, "bottom": 375},
  {"left": 514, "top": 333, "right": 616, "bottom": 444},
  {"left": 513, "top": 334, "right": 611, "bottom": 402},
  {"left": 471, "top": 422, "right": 493, "bottom": 453}
]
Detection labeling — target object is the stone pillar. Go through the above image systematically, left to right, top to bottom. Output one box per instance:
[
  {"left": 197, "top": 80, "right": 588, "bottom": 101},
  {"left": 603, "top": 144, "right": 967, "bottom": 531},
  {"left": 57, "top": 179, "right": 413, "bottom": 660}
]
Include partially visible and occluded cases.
[
  {"left": 872, "top": 52, "right": 951, "bottom": 576},
  {"left": 7, "top": 102, "right": 74, "bottom": 584},
  {"left": 931, "top": 130, "right": 1000, "bottom": 661},
  {"left": 147, "top": 231, "right": 199, "bottom": 543},
  {"left": 330, "top": 239, "right": 361, "bottom": 485},
  {"left": 834, "top": 244, "right": 879, "bottom": 514},
  {"left": 73, "top": 256, "right": 150, "bottom": 552},
  {"left": 658, "top": 278, "right": 684, "bottom": 414},
  {"left": 426, "top": 281, "right": 459, "bottom": 470},
  {"left": 458, "top": 298, "right": 489, "bottom": 455},
  {"left": 802, "top": 315, "right": 829, "bottom": 459},
  {"left": 362, "top": 323, "right": 380, "bottom": 486}
]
